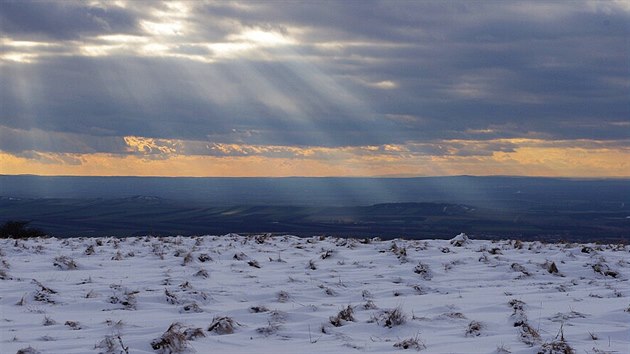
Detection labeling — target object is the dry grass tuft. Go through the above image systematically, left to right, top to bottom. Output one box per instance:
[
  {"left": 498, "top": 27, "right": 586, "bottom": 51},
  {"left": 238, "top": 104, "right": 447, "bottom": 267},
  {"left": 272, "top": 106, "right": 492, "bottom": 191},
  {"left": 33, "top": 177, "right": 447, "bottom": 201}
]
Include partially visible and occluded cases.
[
  {"left": 53, "top": 255, "right": 77, "bottom": 270},
  {"left": 414, "top": 262, "right": 432, "bottom": 280},
  {"left": 329, "top": 305, "right": 355, "bottom": 327},
  {"left": 372, "top": 306, "right": 407, "bottom": 328},
  {"left": 208, "top": 316, "right": 239, "bottom": 335},
  {"left": 64, "top": 320, "right": 81, "bottom": 330},
  {"left": 465, "top": 320, "right": 483, "bottom": 337},
  {"left": 151, "top": 322, "right": 190, "bottom": 353},
  {"left": 393, "top": 334, "right": 426, "bottom": 350},
  {"left": 16, "top": 347, "right": 41, "bottom": 354}
]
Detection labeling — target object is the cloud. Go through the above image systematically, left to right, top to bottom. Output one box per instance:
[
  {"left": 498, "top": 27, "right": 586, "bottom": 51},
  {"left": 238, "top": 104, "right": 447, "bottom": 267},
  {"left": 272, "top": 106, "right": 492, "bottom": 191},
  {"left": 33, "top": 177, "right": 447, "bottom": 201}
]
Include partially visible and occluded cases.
[
  {"left": 0, "top": 1, "right": 140, "bottom": 40},
  {"left": 1, "top": 1, "right": 629, "bottom": 176}
]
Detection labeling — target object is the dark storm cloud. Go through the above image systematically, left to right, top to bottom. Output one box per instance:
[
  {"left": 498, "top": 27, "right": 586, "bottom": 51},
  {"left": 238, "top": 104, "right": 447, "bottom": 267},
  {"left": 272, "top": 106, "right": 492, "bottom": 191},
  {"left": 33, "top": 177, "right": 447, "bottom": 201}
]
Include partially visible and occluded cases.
[
  {"left": 0, "top": 0, "right": 628, "bottom": 156},
  {"left": 0, "top": 1, "right": 139, "bottom": 40}
]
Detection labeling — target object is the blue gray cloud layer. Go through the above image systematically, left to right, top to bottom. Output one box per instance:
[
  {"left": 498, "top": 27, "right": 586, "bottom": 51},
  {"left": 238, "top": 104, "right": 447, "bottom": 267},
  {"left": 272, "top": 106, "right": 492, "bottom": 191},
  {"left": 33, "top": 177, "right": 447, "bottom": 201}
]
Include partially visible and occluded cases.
[{"left": 1, "top": 0, "right": 628, "bottom": 157}]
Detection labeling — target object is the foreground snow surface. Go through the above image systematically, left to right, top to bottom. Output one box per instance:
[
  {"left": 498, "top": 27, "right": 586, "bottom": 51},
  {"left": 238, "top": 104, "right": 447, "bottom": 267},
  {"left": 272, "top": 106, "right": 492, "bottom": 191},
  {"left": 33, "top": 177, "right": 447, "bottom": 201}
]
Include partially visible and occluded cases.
[{"left": 1, "top": 235, "right": 628, "bottom": 354}]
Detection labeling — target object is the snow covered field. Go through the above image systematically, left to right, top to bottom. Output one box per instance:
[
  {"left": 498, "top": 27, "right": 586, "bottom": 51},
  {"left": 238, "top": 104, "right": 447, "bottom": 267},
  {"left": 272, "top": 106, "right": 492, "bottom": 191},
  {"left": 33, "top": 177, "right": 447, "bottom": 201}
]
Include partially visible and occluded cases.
[{"left": 1, "top": 234, "right": 628, "bottom": 353}]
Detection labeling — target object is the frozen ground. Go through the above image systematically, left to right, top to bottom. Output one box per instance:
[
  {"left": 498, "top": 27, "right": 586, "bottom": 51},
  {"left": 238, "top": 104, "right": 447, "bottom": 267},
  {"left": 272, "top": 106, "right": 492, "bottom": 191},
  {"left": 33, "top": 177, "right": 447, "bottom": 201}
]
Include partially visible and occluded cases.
[{"left": 0, "top": 234, "right": 628, "bottom": 353}]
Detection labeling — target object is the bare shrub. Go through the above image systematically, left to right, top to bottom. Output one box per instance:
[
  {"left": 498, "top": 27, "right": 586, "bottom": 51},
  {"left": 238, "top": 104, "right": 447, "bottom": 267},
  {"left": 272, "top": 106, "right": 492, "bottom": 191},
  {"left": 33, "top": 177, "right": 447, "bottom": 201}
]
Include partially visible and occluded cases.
[
  {"left": 450, "top": 233, "right": 469, "bottom": 247},
  {"left": 84, "top": 245, "right": 95, "bottom": 255},
  {"left": 320, "top": 249, "right": 334, "bottom": 259},
  {"left": 111, "top": 251, "right": 124, "bottom": 261},
  {"left": 182, "top": 252, "right": 193, "bottom": 266},
  {"left": 233, "top": 252, "right": 248, "bottom": 260},
  {"left": 197, "top": 253, "right": 212, "bottom": 262},
  {"left": 53, "top": 255, "right": 77, "bottom": 270},
  {"left": 306, "top": 259, "right": 317, "bottom": 270},
  {"left": 247, "top": 260, "right": 261, "bottom": 268},
  {"left": 547, "top": 261, "right": 559, "bottom": 274},
  {"left": 414, "top": 262, "right": 432, "bottom": 280},
  {"left": 511, "top": 263, "right": 530, "bottom": 276},
  {"left": 592, "top": 263, "right": 618, "bottom": 278},
  {"left": 0, "top": 268, "right": 10, "bottom": 280},
  {"left": 194, "top": 269, "right": 209, "bottom": 278},
  {"left": 32, "top": 280, "right": 57, "bottom": 304},
  {"left": 320, "top": 285, "right": 337, "bottom": 296},
  {"left": 165, "top": 289, "right": 179, "bottom": 305},
  {"left": 277, "top": 290, "right": 289, "bottom": 303},
  {"left": 363, "top": 300, "right": 378, "bottom": 310},
  {"left": 180, "top": 302, "right": 203, "bottom": 313},
  {"left": 250, "top": 305, "right": 269, "bottom": 313},
  {"left": 329, "top": 305, "right": 355, "bottom": 327},
  {"left": 372, "top": 306, "right": 407, "bottom": 328},
  {"left": 42, "top": 316, "right": 56, "bottom": 326},
  {"left": 208, "top": 316, "right": 239, "bottom": 335},
  {"left": 64, "top": 320, "right": 81, "bottom": 330},
  {"left": 465, "top": 320, "right": 483, "bottom": 337},
  {"left": 256, "top": 321, "right": 281, "bottom": 336},
  {"left": 151, "top": 322, "right": 189, "bottom": 353},
  {"left": 519, "top": 323, "right": 541, "bottom": 346},
  {"left": 539, "top": 325, "right": 575, "bottom": 354},
  {"left": 95, "top": 334, "right": 129, "bottom": 354},
  {"left": 394, "top": 334, "right": 426, "bottom": 350},
  {"left": 495, "top": 344, "right": 511, "bottom": 353},
  {"left": 16, "top": 347, "right": 41, "bottom": 354}
]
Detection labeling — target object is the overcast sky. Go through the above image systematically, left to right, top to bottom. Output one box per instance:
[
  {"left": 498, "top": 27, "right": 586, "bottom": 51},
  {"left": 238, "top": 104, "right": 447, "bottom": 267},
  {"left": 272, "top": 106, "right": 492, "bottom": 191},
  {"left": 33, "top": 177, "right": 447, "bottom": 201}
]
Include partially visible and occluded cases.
[{"left": 1, "top": 0, "right": 629, "bottom": 177}]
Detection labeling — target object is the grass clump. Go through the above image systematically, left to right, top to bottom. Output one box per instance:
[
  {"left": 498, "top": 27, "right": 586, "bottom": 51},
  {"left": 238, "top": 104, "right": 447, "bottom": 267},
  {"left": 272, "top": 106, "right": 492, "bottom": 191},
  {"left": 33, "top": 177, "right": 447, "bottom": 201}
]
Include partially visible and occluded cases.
[
  {"left": 53, "top": 255, "right": 77, "bottom": 270},
  {"left": 329, "top": 305, "right": 355, "bottom": 327},
  {"left": 371, "top": 306, "right": 407, "bottom": 328},
  {"left": 208, "top": 316, "right": 239, "bottom": 335},
  {"left": 394, "top": 334, "right": 426, "bottom": 351}
]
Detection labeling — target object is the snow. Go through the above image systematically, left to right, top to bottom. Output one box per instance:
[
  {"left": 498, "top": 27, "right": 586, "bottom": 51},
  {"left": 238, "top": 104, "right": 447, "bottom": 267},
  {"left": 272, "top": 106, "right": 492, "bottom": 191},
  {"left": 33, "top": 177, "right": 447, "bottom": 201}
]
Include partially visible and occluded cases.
[{"left": 1, "top": 235, "right": 628, "bottom": 353}]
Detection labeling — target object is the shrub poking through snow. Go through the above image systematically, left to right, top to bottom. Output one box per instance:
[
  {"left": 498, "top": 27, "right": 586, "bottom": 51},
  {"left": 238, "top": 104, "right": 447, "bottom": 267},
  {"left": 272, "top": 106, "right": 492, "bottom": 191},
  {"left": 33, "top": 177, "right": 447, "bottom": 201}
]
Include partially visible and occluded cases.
[
  {"left": 450, "top": 233, "right": 470, "bottom": 247},
  {"left": 84, "top": 245, "right": 95, "bottom": 255},
  {"left": 320, "top": 249, "right": 334, "bottom": 259},
  {"left": 111, "top": 251, "right": 124, "bottom": 261},
  {"left": 182, "top": 252, "right": 193, "bottom": 266},
  {"left": 233, "top": 252, "right": 248, "bottom": 260},
  {"left": 197, "top": 253, "right": 211, "bottom": 262},
  {"left": 53, "top": 255, "right": 77, "bottom": 270},
  {"left": 307, "top": 259, "right": 317, "bottom": 270},
  {"left": 247, "top": 260, "right": 261, "bottom": 268},
  {"left": 414, "top": 262, "right": 432, "bottom": 280},
  {"left": 511, "top": 263, "right": 530, "bottom": 276},
  {"left": 591, "top": 263, "right": 618, "bottom": 278},
  {"left": 194, "top": 269, "right": 209, "bottom": 278},
  {"left": 33, "top": 280, "right": 57, "bottom": 304},
  {"left": 164, "top": 289, "right": 179, "bottom": 305},
  {"left": 277, "top": 290, "right": 290, "bottom": 302},
  {"left": 180, "top": 302, "right": 202, "bottom": 313},
  {"left": 250, "top": 305, "right": 269, "bottom": 313},
  {"left": 329, "top": 305, "right": 355, "bottom": 327},
  {"left": 371, "top": 306, "right": 407, "bottom": 328},
  {"left": 42, "top": 316, "right": 56, "bottom": 326},
  {"left": 208, "top": 316, "right": 239, "bottom": 334},
  {"left": 465, "top": 320, "right": 483, "bottom": 337},
  {"left": 64, "top": 321, "right": 81, "bottom": 330},
  {"left": 256, "top": 321, "right": 281, "bottom": 336},
  {"left": 151, "top": 322, "right": 190, "bottom": 353},
  {"left": 518, "top": 323, "right": 541, "bottom": 346},
  {"left": 538, "top": 325, "right": 575, "bottom": 354},
  {"left": 95, "top": 334, "right": 129, "bottom": 354},
  {"left": 394, "top": 334, "right": 426, "bottom": 351},
  {"left": 16, "top": 347, "right": 41, "bottom": 354}
]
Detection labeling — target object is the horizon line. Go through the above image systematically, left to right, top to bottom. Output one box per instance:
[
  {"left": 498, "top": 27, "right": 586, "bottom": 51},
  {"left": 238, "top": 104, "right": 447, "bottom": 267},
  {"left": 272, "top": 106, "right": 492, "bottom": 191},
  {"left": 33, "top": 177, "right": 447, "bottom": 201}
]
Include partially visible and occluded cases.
[{"left": 2, "top": 173, "right": 629, "bottom": 180}]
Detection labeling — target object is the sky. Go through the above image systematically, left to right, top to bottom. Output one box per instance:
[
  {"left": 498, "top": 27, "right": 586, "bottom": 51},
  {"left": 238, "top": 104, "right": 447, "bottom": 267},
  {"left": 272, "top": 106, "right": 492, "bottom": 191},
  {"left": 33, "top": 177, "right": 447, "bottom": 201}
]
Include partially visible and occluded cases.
[{"left": 1, "top": 0, "right": 629, "bottom": 177}]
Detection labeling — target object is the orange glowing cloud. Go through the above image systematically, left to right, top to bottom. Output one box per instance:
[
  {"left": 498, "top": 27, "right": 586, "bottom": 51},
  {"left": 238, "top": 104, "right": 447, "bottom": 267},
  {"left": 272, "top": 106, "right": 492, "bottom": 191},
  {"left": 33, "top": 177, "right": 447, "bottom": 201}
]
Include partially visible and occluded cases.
[{"left": 1, "top": 138, "right": 629, "bottom": 177}]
